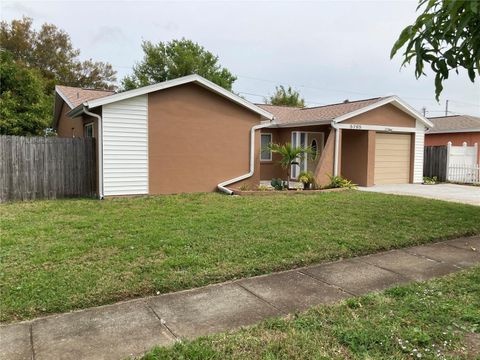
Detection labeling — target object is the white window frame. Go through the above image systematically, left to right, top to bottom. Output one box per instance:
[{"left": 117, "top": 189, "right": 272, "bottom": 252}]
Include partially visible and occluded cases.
[
  {"left": 84, "top": 122, "right": 94, "bottom": 138},
  {"left": 260, "top": 133, "right": 273, "bottom": 162}
]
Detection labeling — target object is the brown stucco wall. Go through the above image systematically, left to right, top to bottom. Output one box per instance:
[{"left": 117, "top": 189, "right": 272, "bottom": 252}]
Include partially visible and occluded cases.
[
  {"left": 148, "top": 83, "right": 263, "bottom": 194},
  {"left": 56, "top": 100, "right": 101, "bottom": 139},
  {"left": 56, "top": 101, "right": 84, "bottom": 138},
  {"left": 344, "top": 104, "right": 416, "bottom": 128},
  {"left": 259, "top": 125, "right": 330, "bottom": 181},
  {"left": 314, "top": 128, "right": 336, "bottom": 186},
  {"left": 341, "top": 129, "right": 370, "bottom": 186},
  {"left": 425, "top": 132, "right": 480, "bottom": 164}
]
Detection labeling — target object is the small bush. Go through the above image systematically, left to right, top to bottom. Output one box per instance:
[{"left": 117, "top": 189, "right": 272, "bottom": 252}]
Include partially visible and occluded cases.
[
  {"left": 299, "top": 171, "right": 317, "bottom": 189},
  {"left": 326, "top": 174, "right": 356, "bottom": 189},
  {"left": 423, "top": 176, "right": 438, "bottom": 185},
  {"left": 270, "top": 178, "right": 285, "bottom": 190},
  {"left": 239, "top": 183, "right": 250, "bottom": 191},
  {"left": 257, "top": 184, "right": 271, "bottom": 191}
]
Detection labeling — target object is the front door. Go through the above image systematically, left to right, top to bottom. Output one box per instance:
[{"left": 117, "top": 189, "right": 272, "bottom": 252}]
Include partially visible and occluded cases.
[
  {"left": 291, "top": 131, "right": 324, "bottom": 179},
  {"left": 307, "top": 132, "right": 323, "bottom": 172}
]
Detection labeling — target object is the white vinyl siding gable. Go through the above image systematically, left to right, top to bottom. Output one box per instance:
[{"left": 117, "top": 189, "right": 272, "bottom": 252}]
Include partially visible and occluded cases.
[
  {"left": 102, "top": 95, "right": 148, "bottom": 196},
  {"left": 413, "top": 120, "right": 426, "bottom": 183}
]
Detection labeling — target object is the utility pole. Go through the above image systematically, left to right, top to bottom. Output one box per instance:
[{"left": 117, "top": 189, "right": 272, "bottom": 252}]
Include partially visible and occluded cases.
[
  {"left": 445, "top": 100, "right": 449, "bottom": 116},
  {"left": 421, "top": 107, "right": 426, "bottom": 116}
]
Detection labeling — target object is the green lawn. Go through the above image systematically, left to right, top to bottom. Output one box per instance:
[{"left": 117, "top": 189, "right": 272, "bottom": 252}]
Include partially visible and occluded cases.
[
  {"left": 1, "top": 191, "right": 479, "bottom": 323},
  {"left": 143, "top": 267, "right": 480, "bottom": 360}
]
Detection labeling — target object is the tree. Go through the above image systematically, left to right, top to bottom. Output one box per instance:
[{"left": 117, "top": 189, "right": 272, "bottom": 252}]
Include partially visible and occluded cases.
[
  {"left": 391, "top": 0, "right": 480, "bottom": 100},
  {"left": 0, "top": 17, "right": 116, "bottom": 91},
  {"left": 122, "top": 38, "right": 236, "bottom": 91},
  {"left": 0, "top": 51, "right": 52, "bottom": 135},
  {"left": 267, "top": 85, "right": 305, "bottom": 107},
  {"left": 267, "top": 142, "right": 312, "bottom": 188}
]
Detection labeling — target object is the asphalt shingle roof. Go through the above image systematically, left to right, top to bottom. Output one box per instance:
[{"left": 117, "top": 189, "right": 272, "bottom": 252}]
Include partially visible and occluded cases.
[
  {"left": 56, "top": 85, "right": 115, "bottom": 108},
  {"left": 257, "top": 97, "right": 386, "bottom": 125},
  {"left": 427, "top": 115, "right": 480, "bottom": 133}
]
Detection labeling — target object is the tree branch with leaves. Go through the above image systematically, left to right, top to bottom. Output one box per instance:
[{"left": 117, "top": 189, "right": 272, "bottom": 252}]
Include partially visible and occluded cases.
[{"left": 391, "top": 0, "right": 480, "bottom": 100}]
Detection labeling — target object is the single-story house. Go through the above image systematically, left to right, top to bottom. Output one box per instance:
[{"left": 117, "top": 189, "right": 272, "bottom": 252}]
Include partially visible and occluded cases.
[
  {"left": 53, "top": 74, "right": 433, "bottom": 198},
  {"left": 425, "top": 115, "right": 480, "bottom": 164}
]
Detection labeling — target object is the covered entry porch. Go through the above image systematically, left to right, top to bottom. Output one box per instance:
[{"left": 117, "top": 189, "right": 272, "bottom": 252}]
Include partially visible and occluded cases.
[{"left": 260, "top": 122, "right": 419, "bottom": 187}]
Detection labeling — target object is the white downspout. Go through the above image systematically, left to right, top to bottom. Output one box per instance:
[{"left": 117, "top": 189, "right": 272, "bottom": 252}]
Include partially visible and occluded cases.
[
  {"left": 83, "top": 107, "right": 104, "bottom": 199},
  {"left": 217, "top": 122, "right": 272, "bottom": 195},
  {"left": 331, "top": 122, "right": 340, "bottom": 177}
]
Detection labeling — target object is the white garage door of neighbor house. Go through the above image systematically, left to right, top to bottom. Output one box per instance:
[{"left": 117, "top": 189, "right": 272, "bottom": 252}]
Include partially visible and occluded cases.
[{"left": 374, "top": 133, "right": 411, "bottom": 184}]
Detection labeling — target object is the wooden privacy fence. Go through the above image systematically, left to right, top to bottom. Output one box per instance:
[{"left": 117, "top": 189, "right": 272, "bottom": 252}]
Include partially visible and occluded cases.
[
  {"left": 0, "top": 135, "right": 96, "bottom": 202},
  {"left": 424, "top": 146, "right": 447, "bottom": 182}
]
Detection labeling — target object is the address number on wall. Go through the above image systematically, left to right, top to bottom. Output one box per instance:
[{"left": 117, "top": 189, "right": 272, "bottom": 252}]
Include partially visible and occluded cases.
[{"left": 349, "top": 124, "right": 362, "bottom": 129}]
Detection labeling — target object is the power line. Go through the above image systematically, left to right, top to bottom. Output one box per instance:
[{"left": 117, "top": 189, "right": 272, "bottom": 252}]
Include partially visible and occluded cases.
[
  {"left": 112, "top": 64, "right": 479, "bottom": 110},
  {"left": 236, "top": 73, "right": 479, "bottom": 108}
]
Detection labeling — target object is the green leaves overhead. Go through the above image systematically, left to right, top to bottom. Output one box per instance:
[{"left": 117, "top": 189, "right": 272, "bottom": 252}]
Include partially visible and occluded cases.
[
  {"left": 391, "top": 0, "right": 480, "bottom": 100},
  {"left": 0, "top": 17, "right": 117, "bottom": 92},
  {"left": 122, "top": 38, "right": 237, "bottom": 91}
]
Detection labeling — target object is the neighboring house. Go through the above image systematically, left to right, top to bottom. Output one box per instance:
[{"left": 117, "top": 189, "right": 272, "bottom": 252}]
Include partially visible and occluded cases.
[
  {"left": 53, "top": 74, "right": 432, "bottom": 198},
  {"left": 425, "top": 115, "right": 480, "bottom": 164}
]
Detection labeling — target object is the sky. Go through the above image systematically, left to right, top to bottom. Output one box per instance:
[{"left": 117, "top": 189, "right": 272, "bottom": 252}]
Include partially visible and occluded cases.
[{"left": 2, "top": 0, "right": 479, "bottom": 117}]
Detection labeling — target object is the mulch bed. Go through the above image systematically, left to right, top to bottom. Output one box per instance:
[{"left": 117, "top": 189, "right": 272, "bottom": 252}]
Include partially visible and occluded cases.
[{"left": 230, "top": 187, "right": 350, "bottom": 196}]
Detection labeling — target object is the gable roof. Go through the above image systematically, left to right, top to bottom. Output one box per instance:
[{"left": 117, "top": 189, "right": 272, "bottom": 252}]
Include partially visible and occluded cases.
[
  {"left": 67, "top": 75, "right": 274, "bottom": 120},
  {"left": 56, "top": 85, "right": 115, "bottom": 109},
  {"left": 53, "top": 86, "right": 115, "bottom": 128},
  {"left": 258, "top": 96, "right": 433, "bottom": 128},
  {"left": 257, "top": 97, "right": 385, "bottom": 126},
  {"left": 427, "top": 115, "right": 480, "bottom": 134}
]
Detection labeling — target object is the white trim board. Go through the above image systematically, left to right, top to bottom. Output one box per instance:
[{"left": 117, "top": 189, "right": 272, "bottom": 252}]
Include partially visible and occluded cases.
[
  {"left": 69, "top": 74, "right": 275, "bottom": 121},
  {"left": 55, "top": 86, "right": 75, "bottom": 109},
  {"left": 266, "top": 96, "right": 433, "bottom": 129},
  {"left": 333, "top": 96, "right": 433, "bottom": 128},
  {"left": 335, "top": 124, "right": 417, "bottom": 133},
  {"left": 426, "top": 128, "right": 480, "bottom": 134}
]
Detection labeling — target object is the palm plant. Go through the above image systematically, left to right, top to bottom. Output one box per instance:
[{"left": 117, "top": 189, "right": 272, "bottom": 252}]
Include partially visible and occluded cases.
[{"left": 267, "top": 142, "right": 313, "bottom": 189}]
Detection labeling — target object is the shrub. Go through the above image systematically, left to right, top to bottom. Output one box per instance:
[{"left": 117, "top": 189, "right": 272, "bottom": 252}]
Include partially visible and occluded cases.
[
  {"left": 298, "top": 171, "right": 316, "bottom": 189},
  {"left": 326, "top": 174, "right": 356, "bottom": 189},
  {"left": 423, "top": 176, "right": 438, "bottom": 185},
  {"left": 270, "top": 178, "right": 285, "bottom": 190},
  {"left": 239, "top": 183, "right": 250, "bottom": 191},
  {"left": 257, "top": 184, "right": 270, "bottom": 191}
]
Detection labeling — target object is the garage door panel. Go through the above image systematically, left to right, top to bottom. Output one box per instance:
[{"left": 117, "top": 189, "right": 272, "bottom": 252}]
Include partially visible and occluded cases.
[{"left": 375, "top": 133, "right": 411, "bottom": 185}]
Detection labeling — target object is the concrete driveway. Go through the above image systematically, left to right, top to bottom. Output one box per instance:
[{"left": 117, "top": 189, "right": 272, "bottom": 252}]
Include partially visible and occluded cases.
[{"left": 359, "top": 183, "right": 480, "bottom": 206}]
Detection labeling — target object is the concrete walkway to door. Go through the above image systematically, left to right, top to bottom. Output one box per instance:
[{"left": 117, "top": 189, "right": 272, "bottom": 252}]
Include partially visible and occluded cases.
[
  {"left": 359, "top": 183, "right": 480, "bottom": 206},
  {"left": 1, "top": 236, "right": 479, "bottom": 360}
]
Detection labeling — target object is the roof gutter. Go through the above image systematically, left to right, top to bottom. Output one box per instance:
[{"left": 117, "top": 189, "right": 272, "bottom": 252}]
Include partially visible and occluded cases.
[
  {"left": 82, "top": 107, "right": 104, "bottom": 200},
  {"left": 217, "top": 122, "right": 272, "bottom": 195}
]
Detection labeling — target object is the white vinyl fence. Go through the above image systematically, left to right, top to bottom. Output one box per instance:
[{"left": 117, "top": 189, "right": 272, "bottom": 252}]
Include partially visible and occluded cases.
[{"left": 447, "top": 142, "right": 479, "bottom": 184}]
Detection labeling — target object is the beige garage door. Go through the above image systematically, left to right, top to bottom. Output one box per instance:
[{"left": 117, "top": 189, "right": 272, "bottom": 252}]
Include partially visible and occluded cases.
[{"left": 374, "top": 133, "right": 411, "bottom": 184}]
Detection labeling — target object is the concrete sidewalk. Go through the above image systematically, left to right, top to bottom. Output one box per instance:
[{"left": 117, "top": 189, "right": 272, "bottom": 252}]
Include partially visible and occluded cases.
[{"left": 1, "top": 236, "right": 479, "bottom": 360}]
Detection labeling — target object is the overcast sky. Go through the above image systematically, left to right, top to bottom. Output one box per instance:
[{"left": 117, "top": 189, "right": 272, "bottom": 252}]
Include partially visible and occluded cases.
[{"left": 2, "top": 0, "right": 479, "bottom": 116}]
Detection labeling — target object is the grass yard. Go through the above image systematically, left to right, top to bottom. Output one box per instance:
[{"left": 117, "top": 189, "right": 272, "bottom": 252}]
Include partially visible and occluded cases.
[
  {"left": 1, "top": 191, "right": 479, "bottom": 323},
  {"left": 143, "top": 267, "right": 480, "bottom": 360}
]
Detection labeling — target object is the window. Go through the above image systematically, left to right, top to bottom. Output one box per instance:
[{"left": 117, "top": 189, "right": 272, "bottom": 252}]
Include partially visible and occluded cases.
[
  {"left": 84, "top": 123, "right": 94, "bottom": 138},
  {"left": 260, "top": 133, "right": 272, "bottom": 161},
  {"left": 311, "top": 139, "right": 318, "bottom": 160}
]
